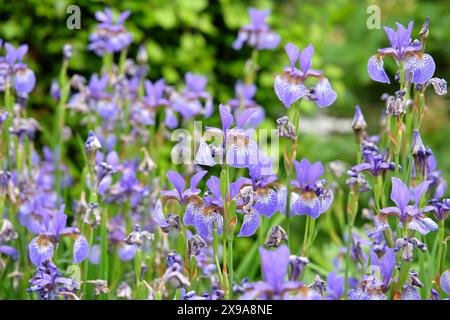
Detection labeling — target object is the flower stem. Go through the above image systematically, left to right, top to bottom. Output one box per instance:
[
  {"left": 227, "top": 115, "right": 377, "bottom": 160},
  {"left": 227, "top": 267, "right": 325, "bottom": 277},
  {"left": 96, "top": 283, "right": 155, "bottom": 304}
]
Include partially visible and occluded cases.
[
  {"left": 53, "top": 57, "right": 70, "bottom": 204},
  {"left": 284, "top": 101, "right": 301, "bottom": 251},
  {"left": 435, "top": 220, "right": 445, "bottom": 285},
  {"left": 344, "top": 221, "right": 353, "bottom": 299},
  {"left": 82, "top": 225, "right": 94, "bottom": 299},
  {"left": 212, "top": 226, "right": 224, "bottom": 288},
  {"left": 227, "top": 236, "right": 234, "bottom": 299},
  {"left": 135, "top": 247, "right": 143, "bottom": 299}
]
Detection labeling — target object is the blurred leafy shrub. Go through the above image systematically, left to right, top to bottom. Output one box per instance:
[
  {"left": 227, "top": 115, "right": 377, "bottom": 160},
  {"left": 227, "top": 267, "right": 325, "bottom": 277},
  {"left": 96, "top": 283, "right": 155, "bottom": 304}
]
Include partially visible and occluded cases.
[{"left": 0, "top": 0, "right": 448, "bottom": 170}]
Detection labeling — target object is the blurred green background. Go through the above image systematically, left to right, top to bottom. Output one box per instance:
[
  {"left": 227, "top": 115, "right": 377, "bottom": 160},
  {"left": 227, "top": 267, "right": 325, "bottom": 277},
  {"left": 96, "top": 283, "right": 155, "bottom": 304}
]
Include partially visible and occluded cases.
[
  {"left": 0, "top": 0, "right": 448, "bottom": 283},
  {"left": 0, "top": 0, "right": 448, "bottom": 167}
]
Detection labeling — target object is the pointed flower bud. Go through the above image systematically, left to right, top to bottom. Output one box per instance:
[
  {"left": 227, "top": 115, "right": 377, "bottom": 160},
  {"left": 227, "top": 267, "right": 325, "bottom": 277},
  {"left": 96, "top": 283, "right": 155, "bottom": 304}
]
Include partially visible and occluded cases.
[
  {"left": 419, "top": 17, "right": 429, "bottom": 45},
  {"left": 63, "top": 44, "right": 73, "bottom": 60},
  {"left": 137, "top": 44, "right": 148, "bottom": 65},
  {"left": 386, "top": 90, "right": 409, "bottom": 116},
  {"left": 352, "top": 105, "right": 367, "bottom": 144},
  {"left": 276, "top": 116, "right": 296, "bottom": 141},
  {"left": 85, "top": 130, "right": 102, "bottom": 166},
  {"left": 411, "top": 130, "right": 432, "bottom": 179},
  {"left": 0, "top": 219, "right": 18, "bottom": 242},
  {"left": 123, "top": 225, "right": 154, "bottom": 246},
  {"left": 265, "top": 225, "right": 288, "bottom": 248}
]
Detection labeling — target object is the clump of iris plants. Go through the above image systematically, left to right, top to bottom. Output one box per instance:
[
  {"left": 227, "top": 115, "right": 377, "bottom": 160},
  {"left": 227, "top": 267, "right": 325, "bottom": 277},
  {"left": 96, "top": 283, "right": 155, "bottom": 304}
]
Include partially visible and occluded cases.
[{"left": 0, "top": 7, "right": 448, "bottom": 301}]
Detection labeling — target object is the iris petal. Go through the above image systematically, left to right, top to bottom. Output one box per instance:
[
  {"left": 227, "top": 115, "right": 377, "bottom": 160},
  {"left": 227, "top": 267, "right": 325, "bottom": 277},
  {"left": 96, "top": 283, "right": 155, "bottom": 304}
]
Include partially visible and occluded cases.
[
  {"left": 406, "top": 54, "right": 436, "bottom": 84},
  {"left": 367, "top": 55, "right": 390, "bottom": 84},
  {"left": 14, "top": 68, "right": 36, "bottom": 95},
  {"left": 274, "top": 74, "right": 307, "bottom": 108},
  {"left": 313, "top": 78, "right": 337, "bottom": 108},
  {"left": 195, "top": 140, "right": 215, "bottom": 167},
  {"left": 254, "top": 188, "right": 278, "bottom": 218},
  {"left": 293, "top": 192, "right": 320, "bottom": 218},
  {"left": 153, "top": 200, "right": 169, "bottom": 228},
  {"left": 238, "top": 209, "right": 260, "bottom": 237},
  {"left": 408, "top": 217, "right": 438, "bottom": 235},
  {"left": 73, "top": 235, "right": 89, "bottom": 263},
  {"left": 29, "top": 236, "right": 54, "bottom": 267},
  {"left": 440, "top": 270, "right": 450, "bottom": 294}
]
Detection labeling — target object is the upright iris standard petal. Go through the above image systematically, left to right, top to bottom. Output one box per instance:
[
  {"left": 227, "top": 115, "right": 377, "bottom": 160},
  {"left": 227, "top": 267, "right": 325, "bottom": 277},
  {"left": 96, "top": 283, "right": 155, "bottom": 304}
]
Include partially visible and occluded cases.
[
  {"left": 248, "top": 8, "right": 270, "bottom": 26},
  {"left": 117, "top": 10, "right": 131, "bottom": 23},
  {"left": 383, "top": 26, "right": 398, "bottom": 48},
  {"left": 285, "top": 43, "right": 299, "bottom": 70},
  {"left": 299, "top": 44, "right": 314, "bottom": 73},
  {"left": 406, "top": 54, "right": 436, "bottom": 84},
  {"left": 368, "top": 56, "right": 390, "bottom": 84},
  {"left": 274, "top": 74, "right": 307, "bottom": 108},
  {"left": 313, "top": 78, "right": 337, "bottom": 108},
  {"left": 219, "top": 104, "right": 233, "bottom": 132},
  {"left": 236, "top": 108, "right": 257, "bottom": 128},
  {"left": 294, "top": 159, "right": 310, "bottom": 185},
  {"left": 306, "top": 161, "right": 324, "bottom": 184},
  {"left": 189, "top": 170, "right": 207, "bottom": 191},
  {"left": 167, "top": 171, "right": 185, "bottom": 198},
  {"left": 390, "top": 177, "right": 411, "bottom": 212},
  {"left": 410, "top": 180, "right": 431, "bottom": 205},
  {"left": 254, "top": 188, "right": 278, "bottom": 218},
  {"left": 318, "top": 190, "right": 334, "bottom": 214},
  {"left": 238, "top": 209, "right": 260, "bottom": 237},
  {"left": 73, "top": 235, "right": 89, "bottom": 263},
  {"left": 29, "top": 236, "right": 54, "bottom": 267}
]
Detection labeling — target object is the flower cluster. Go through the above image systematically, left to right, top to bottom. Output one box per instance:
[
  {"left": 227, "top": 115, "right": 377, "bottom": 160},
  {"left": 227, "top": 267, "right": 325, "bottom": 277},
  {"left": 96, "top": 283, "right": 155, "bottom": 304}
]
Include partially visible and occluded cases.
[{"left": 0, "top": 7, "right": 447, "bottom": 302}]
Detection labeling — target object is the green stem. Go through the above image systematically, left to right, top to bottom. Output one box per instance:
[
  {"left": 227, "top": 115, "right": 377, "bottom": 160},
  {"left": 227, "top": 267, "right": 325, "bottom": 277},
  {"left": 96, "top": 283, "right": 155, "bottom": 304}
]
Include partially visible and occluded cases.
[
  {"left": 118, "top": 49, "right": 128, "bottom": 77},
  {"left": 54, "top": 58, "right": 70, "bottom": 203},
  {"left": 3, "top": 83, "right": 13, "bottom": 170},
  {"left": 284, "top": 101, "right": 301, "bottom": 251},
  {"left": 99, "top": 208, "right": 109, "bottom": 287},
  {"left": 258, "top": 216, "right": 265, "bottom": 245},
  {"left": 302, "top": 216, "right": 310, "bottom": 255},
  {"left": 344, "top": 220, "right": 354, "bottom": 298},
  {"left": 435, "top": 220, "right": 445, "bottom": 281},
  {"left": 82, "top": 225, "right": 94, "bottom": 299},
  {"left": 213, "top": 227, "right": 224, "bottom": 288},
  {"left": 227, "top": 237, "right": 234, "bottom": 299},
  {"left": 135, "top": 247, "right": 142, "bottom": 299}
]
